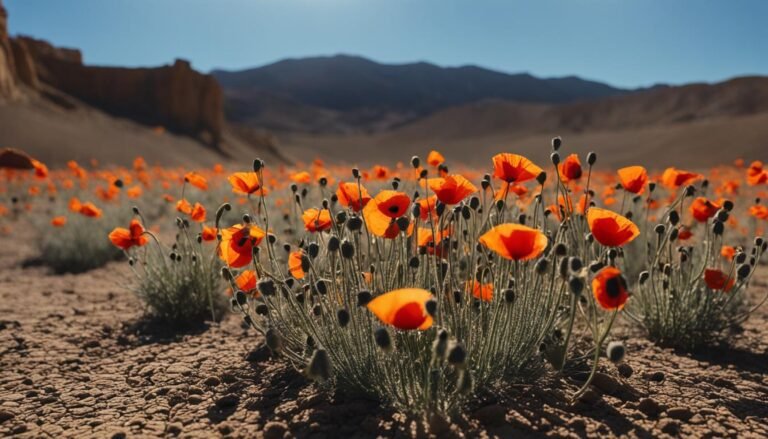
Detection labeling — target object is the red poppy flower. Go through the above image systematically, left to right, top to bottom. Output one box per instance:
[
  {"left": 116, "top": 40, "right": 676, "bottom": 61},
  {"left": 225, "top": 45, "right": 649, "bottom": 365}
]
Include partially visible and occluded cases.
[
  {"left": 492, "top": 153, "right": 543, "bottom": 184},
  {"left": 558, "top": 154, "right": 582, "bottom": 182},
  {"left": 31, "top": 159, "right": 48, "bottom": 179},
  {"left": 747, "top": 161, "right": 768, "bottom": 186},
  {"left": 617, "top": 166, "right": 648, "bottom": 194},
  {"left": 661, "top": 167, "right": 701, "bottom": 189},
  {"left": 185, "top": 172, "right": 208, "bottom": 190},
  {"left": 428, "top": 175, "right": 478, "bottom": 205},
  {"left": 336, "top": 182, "right": 372, "bottom": 212},
  {"left": 494, "top": 182, "right": 528, "bottom": 201},
  {"left": 362, "top": 191, "right": 412, "bottom": 237},
  {"left": 415, "top": 195, "right": 438, "bottom": 221},
  {"left": 690, "top": 197, "right": 720, "bottom": 223},
  {"left": 176, "top": 199, "right": 193, "bottom": 215},
  {"left": 79, "top": 202, "right": 102, "bottom": 218},
  {"left": 190, "top": 203, "right": 207, "bottom": 222},
  {"left": 749, "top": 204, "right": 768, "bottom": 220},
  {"left": 587, "top": 207, "right": 640, "bottom": 247},
  {"left": 302, "top": 208, "right": 332, "bottom": 232},
  {"left": 51, "top": 216, "right": 66, "bottom": 227},
  {"left": 109, "top": 219, "right": 149, "bottom": 250},
  {"left": 479, "top": 223, "right": 548, "bottom": 261},
  {"left": 218, "top": 224, "right": 266, "bottom": 268},
  {"left": 201, "top": 226, "right": 217, "bottom": 242},
  {"left": 417, "top": 227, "right": 451, "bottom": 256},
  {"left": 288, "top": 250, "right": 306, "bottom": 279},
  {"left": 592, "top": 267, "right": 629, "bottom": 310},
  {"left": 704, "top": 268, "right": 735, "bottom": 291},
  {"left": 235, "top": 270, "right": 259, "bottom": 296},
  {"left": 467, "top": 281, "right": 493, "bottom": 302},
  {"left": 367, "top": 288, "right": 434, "bottom": 330}
]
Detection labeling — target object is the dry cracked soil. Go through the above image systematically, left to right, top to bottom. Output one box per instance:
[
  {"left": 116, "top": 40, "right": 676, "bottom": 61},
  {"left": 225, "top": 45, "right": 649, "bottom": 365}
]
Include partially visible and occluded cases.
[{"left": 1, "top": 231, "right": 767, "bottom": 438}]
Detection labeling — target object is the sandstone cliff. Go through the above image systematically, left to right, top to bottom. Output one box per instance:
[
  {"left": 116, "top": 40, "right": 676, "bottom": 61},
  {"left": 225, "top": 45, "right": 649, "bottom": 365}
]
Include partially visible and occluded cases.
[{"left": 0, "top": 0, "right": 18, "bottom": 100}]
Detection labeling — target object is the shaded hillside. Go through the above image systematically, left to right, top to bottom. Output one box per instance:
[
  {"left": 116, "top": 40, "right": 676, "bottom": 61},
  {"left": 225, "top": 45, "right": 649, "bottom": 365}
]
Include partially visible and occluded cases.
[{"left": 213, "top": 55, "right": 627, "bottom": 133}]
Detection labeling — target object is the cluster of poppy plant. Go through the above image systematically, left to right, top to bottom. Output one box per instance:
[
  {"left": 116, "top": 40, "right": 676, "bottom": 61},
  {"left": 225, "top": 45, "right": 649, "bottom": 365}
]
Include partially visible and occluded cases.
[{"left": 1, "top": 143, "right": 766, "bottom": 416}]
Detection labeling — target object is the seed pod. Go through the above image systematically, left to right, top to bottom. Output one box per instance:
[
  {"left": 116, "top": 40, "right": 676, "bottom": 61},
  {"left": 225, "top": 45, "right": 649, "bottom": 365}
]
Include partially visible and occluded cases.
[
  {"left": 551, "top": 136, "right": 562, "bottom": 150},
  {"left": 587, "top": 151, "right": 597, "bottom": 166},
  {"left": 550, "top": 152, "right": 560, "bottom": 165},
  {"left": 411, "top": 156, "right": 421, "bottom": 169},
  {"left": 253, "top": 158, "right": 263, "bottom": 172},
  {"left": 352, "top": 167, "right": 360, "bottom": 178},
  {"left": 536, "top": 171, "right": 547, "bottom": 185},
  {"left": 481, "top": 180, "right": 490, "bottom": 190},
  {"left": 684, "top": 185, "right": 696, "bottom": 197},
  {"left": 469, "top": 196, "right": 480, "bottom": 210},
  {"left": 436, "top": 201, "right": 446, "bottom": 217},
  {"left": 461, "top": 205, "right": 471, "bottom": 220},
  {"left": 716, "top": 209, "right": 729, "bottom": 223},
  {"left": 668, "top": 210, "right": 680, "bottom": 226},
  {"left": 336, "top": 211, "right": 347, "bottom": 224},
  {"left": 347, "top": 216, "right": 363, "bottom": 231},
  {"left": 396, "top": 216, "right": 410, "bottom": 231},
  {"left": 712, "top": 220, "right": 724, "bottom": 236},
  {"left": 654, "top": 224, "right": 666, "bottom": 235},
  {"left": 585, "top": 232, "right": 594, "bottom": 243},
  {"left": 327, "top": 236, "right": 340, "bottom": 252},
  {"left": 341, "top": 240, "right": 355, "bottom": 259},
  {"left": 308, "top": 242, "right": 320, "bottom": 259},
  {"left": 554, "top": 243, "right": 568, "bottom": 256},
  {"left": 735, "top": 252, "right": 747, "bottom": 264},
  {"left": 408, "top": 256, "right": 420, "bottom": 269},
  {"left": 569, "top": 256, "right": 583, "bottom": 273},
  {"left": 535, "top": 258, "right": 550, "bottom": 275},
  {"left": 590, "top": 261, "right": 605, "bottom": 273},
  {"left": 737, "top": 264, "right": 751, "bottom": 280},
  {"left": 221, "top": 267, "right": 234, "bottom": 281},
  {"left": 639, "top": 271, "right": 650, "bottom": 285},
  {"left": 568, "top": 277, "right": 584, "bottom": 296},
  {"left": 257, "top": 278, "right": 276, "bottom": 296},
  {"left": 315, "top": 279, "right": 328, "bottom": 295},
  {"left": 503, "top": 288, "right": 515, "bottom": 303},
  {"left": 235, "top": 290, "right": 247, "bottom": 306},
  {"left": 357, "top": 290, "right": 372, "bottom": 306},
  {"left": 452, "top": 290, "right": 463, "bottom": 304},
  {"left": 425, "top": 298, "right": 438, "bottom": 317},
  {"left": 255, "top": 304, "right": 269, "bottom": 315},
  {"left": 312, "top": 304, "right": 322, "bottom": 316},
  {"left": 337, "top": 308, "right": 350, "bottom": 327},
  {"left": 265, "top": 328, "right": 282, "bottom": 353},
  {"left": 374, "top": 328, "right": 392, "bottom": 351},
  {"left": 432, "top": 329, "right": 449, "bottom": 360},
  {"left": 606, "top": 341, "right": 626, "bottom": 363},
  {"left": 447, "top": 343, "right": 467, "bottom": 367},
  {"left": 306, "top": 349, "right": 331, "bottom": 382}
]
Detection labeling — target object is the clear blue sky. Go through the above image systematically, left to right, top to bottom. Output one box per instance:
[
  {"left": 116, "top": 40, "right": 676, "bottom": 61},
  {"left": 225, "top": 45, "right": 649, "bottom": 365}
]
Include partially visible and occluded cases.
[{"left": 6, "top": 0, "right": 767, "bottom": 88}]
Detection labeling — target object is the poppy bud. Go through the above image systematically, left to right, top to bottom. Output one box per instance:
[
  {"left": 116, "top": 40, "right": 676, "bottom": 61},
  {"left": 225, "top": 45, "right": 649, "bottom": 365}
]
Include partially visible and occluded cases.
[
  {"left": 552, "top": 136, "right": 562, "bottom": 150},
  {"left": 550, "top": 152, "right": 560, "bottom": 166},
  {"left": 587, "top": 152, "right": 597, "bottom": 166},
  {"left": 411, "top": 156, "right": 421, "bottom": 169},
  {"left": 352, "top": 168, "right": 360, "bottom": 179},
  {"left": 535, "top": 171, "right": 547, "bottom": 186},
  {"left": 318, "top": 177, "right": 328, "bottom": 187},
  {"left": 114, "top": 179, "right": 124, "bottom": 188},
  {"left": 702, "top": 179, "right": 709, "bottom": 188},
  {"left": 392, "top": 180, "right": 399, "bottom": 190},
  {"left": 481, "top": 180, "right": 490, "bottom": 190},
  {"left": 290, "top": 183, "right": 298, "bottom": 193},
  {"left": 684, "top": 185, "right": 696, "bottom": 197},
  {"left": 468, "top": 196, "right": 480, "bottom": 211},
  {"left": 723, "top": 200, "right": 734, "bottom": 211},
  {"left": 436, "top": 201, "right": 446, "bottom": 216},
  {"left": 462, "top": 205, "right": 471, "bottom": 220},
  {"left": 716, "top": 209, "right": 729, "bottom": 223},
  {"left": 668, "top": 210, "right": 680, "bottom": 226},
  {"left": 518, "top": 213, "right": 526, "bottom": 225},
  {"left": 347, "top": 216, "right": 363, "bottom": 231},
  {"left": 396, "top": 216, "right": 410, "bottom": 231},
  {"left": 712, "top": 221, "right": 724, "bottom": 236},
  {"left": 654, "top": 224, "right": 666, "bottom": 235},
  {"left": 669, "top": 228, "right": 678, "bottom": 241},
  {"left": 585, "top": 232, "right": 594, "bottom": 243},
  {"left": 327, "top": 236, "right": 340, "bottom": 252},
  {"left": 755, "top": 236, "right": 764, "bottom": 247},
  {"left": 341, "top": 240, "right": 355, "bottom": 259},
  {"left": 308, "top": 242, "right": 320, "bottom": 259},
  {"left": 553, "top": 243, "right": 567, "bottom": 257},
  {"left": 608, "top": 248, "right": 618, "bottom": 261},
  {"left": 735, "top": 252, "right": 747, "bottom": 264},
  {"left": 569, "top": 256, "right": 583, "bottom": 273},
  {"left": 535, "top": 257, "right": 550, "bottom": 275},
  {"left": 559, "top": 258, "right": 570, "bottom": 278},
  {"left": 590, "top": 261, "right": 604, "bottom": 273},
  {"left": 737, "top": 264, "right": 751, "bottom": 280},
  {"left": 221, "top": 267, "right": 234, "bottom": 281},
  {"left": 639, "top": 271, "right": 649, "bottom": 284},
  {"left": 568, "top": 277, "right": 584, "bottom": 296},
  {"left": 257, "top": 278, "right": 276, "bottom": 296},
  {"left": 315, "top": 279, "right": 328, "bottom": 295},
  {"left": 503, "top": 288, "right": 515, "bottom": 303},
  {"left": 235, "top": 290, "right": 247, "bottom": 306},
  {"left": 357, "top": 290, "right": 372, "bottom": 306},
  {"left": 452, "top": 290, "right": 463, "bottom": 304},
  {"left": 295, "top": 292, "right": 305, "bottom": 303},
  {"left": 425, "top": 298, "right": 438, "bottom": 317},
  {"left": 256, "top": 304, "right": 269, "bottom": 315},
  {"left": 312, "top": 304, "right": 322, "bottom": 316},
  {"left": 337, "top": 308, "right": 350, "bottom": 327},
  {"left": 243, "top": 314, "right": 253, "bottom": 326},
  {"left": 265, "top": 328, "right": 282, "bottom": 352},
  {"left": 374, "top": 328, "right": 392, "bottom": 351},
  {"left": 433, "top": 329, "right": 449, "bottom": 360},
  {"left": 606, "top": 341, "right": 625, "bottom": 363},
  {"left": 447, "top": 343, "right": 467, "bottom": 367},
  {"left": 306, "top": 348, "right": 331, "bottom": 382}
]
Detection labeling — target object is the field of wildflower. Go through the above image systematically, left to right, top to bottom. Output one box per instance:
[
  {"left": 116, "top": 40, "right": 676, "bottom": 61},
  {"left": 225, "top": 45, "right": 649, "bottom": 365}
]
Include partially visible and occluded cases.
[{"left": 0, "top": 142, "right": 767, "bottom": 437}]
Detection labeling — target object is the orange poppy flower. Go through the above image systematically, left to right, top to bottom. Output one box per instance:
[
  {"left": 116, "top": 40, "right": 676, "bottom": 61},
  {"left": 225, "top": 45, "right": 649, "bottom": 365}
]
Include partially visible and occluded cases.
[
  {"left": 427, "top": 150, "right": 445, "bottom": 167},
  {"left": 492, "top": 153, "right": 543, "bottom": 184},
  {"left": 558, "top": 154, "right": 582, "bottom": 182},
  {"left": 31, "top": 159, "right": 48, "bottom": 179},
  {"left": 747, "top": 161, "right": 768, "bottom": 186},
  {"left": 372, "top": 165, "right": 389, "bottom": 180},
  {"left": 617, "top": 166, "right": 648, "bottom": 194},
  {"left": 661, "top": 167, "right": 701, "bottom": 189},
  {"left": 291, "top": 171, "right": 312, "bottom": 184},
  {"left": 184, "top": 172, "right": 208, "bottom": 190},
  {"left": 228, "top": 172, "right": 268, "bottom": 195},
  {"left": 428, "top": 175, "right": 478, "bottom": 205},
  {"left": 336, "top": 182, "right": 372, "bottom": 212},
  {"left": 495, "top": 182, "right": 528, "bottom": 201},
  {"left": 126, "top": 185, "right": 143, "bottom": 199},
  {"left": 163, "top": 194, "right": 175, "bottom": 203},
  {"left": 415, "top": 195, "right": 438, "bottom": 221},
  {"left": 69, "top": 197, "right": 82, "bottom": 213},
  {"left": 690, "top": 197, "right": 720, "bottom": 223},
  {"left": 176, "top": 199, "right": 193, "bottom": 215},
  {"left": 79, "top": 202, "right": 102, "bottom": 218},
  {"left": 190, "top": 203, "right": 207, "bottom": 222},
  {"left": 748, "top": 204, "right": 768, "bottom": 220},
  {"left": 586, "top": 207, "right": 640, "bottom": 247},
  {"left": 302, "top": 208, "right": 332, "bottom": 232},
  {"left": 51, "top": 216, "right": 67, "bottom": 227},
  {"left": 108, "top": 219, "right": 149, "bottom": 250},
  {"left": 479, "top": 223, "right": 548, "bottom": 261},
  {"left": 218, "top": 224, "right": 266, "bottom": 268},
  {"left": 201, "top": 226, "right": 218, "bottom": 242},
  {"left": 677, "top": 226, "right": 693, "bottom": 241},
  {"left": 417, "top": 227, "right": 451, "bottom": 256},
  {"left": 721, "top": 245, "right": 735, "bottom": 261},
  {"left": 288, "top": 250, "right": 306, "bottom": 279},
  {"left": 592, "top": 267, "right": 629, "bottom": 310},
  {"left": 704, "top": 268, "right": 735, "bottom": 292},
  {"left": 235, "top": 270, "right": 259, "bottom": 296},
  {"left": 467, "top": 281, "right": 493, "bottom": 302},
  {"left": 367, "top": 288, "right": 434, "bottom": 330}
]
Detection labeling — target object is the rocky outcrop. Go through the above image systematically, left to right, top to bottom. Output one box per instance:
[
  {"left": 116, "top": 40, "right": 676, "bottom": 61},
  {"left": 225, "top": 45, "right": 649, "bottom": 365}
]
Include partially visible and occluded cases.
[
  {"left": 0, "top": 0, "right": 19, "bottom": 100},
  {"left": 14, "top": 36, "right": 223, "bottom": 148},
  {"left": 9, "top": 38, "right": 39, "bottom": 89}
]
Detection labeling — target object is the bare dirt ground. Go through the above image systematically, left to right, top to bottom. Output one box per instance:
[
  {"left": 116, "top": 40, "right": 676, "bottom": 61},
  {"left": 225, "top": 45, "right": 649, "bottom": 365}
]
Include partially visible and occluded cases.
[{"left": 1, "top": 229, "right": 767, "bottom": 438}]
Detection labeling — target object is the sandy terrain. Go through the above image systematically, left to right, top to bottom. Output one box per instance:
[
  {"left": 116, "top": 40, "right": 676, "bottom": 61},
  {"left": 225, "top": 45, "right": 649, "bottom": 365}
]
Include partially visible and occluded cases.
[{"left": 0, "top": 227, "right": 767, "bottom": 438}]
